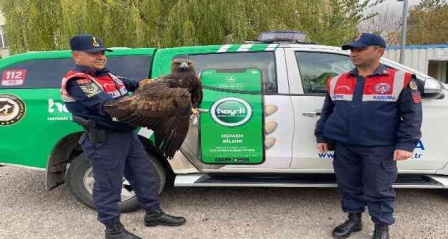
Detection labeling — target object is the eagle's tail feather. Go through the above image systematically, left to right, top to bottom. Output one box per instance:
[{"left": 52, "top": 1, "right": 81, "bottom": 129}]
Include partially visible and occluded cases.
[{"left": 160, "top": 117, "right": 190, "bottom": 159}]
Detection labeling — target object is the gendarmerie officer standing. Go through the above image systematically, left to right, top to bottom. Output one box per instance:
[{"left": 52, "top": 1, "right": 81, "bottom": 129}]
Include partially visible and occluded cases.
[
  {"left": 315, "top": 33, "right": 422, "bottom": 239},
  {"left": 61, "top": 34, "right": 186, "bottom": 239}
]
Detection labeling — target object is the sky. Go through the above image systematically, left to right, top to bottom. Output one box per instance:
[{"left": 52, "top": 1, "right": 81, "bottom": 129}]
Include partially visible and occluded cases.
[
  {"left": 366, "top": 0, "right": 423, "bottom": 19},
  {"left": 371, "top": 0, "right": 421, "bottom": 14}
]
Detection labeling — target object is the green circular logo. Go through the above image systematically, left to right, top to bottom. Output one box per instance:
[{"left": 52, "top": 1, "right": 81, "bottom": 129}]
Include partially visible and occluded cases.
[{"left": 211, "top": 98, "right": 252, "bottom": 127}]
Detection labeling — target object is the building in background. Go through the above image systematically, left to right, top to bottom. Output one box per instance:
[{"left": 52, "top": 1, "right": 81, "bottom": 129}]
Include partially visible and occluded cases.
[{"left": 385, "top": 45, "right": 448, "bottom": 84}]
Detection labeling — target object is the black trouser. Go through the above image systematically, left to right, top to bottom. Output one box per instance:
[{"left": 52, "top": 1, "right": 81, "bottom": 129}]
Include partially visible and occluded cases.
[
  {"left": 79, "top": 130, "right": 160, "bottom": 224},
  {"left": 333, "top": 143, "right": 397, "bottom": 226}
]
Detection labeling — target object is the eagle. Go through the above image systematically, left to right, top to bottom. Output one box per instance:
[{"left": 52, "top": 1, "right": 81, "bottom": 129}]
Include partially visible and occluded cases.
[
  {"left": 104, "top": 59, "right": 203, "bottom": 159},
  {"left": 0, "top": 101, "right": 14, "bottom": 116}
]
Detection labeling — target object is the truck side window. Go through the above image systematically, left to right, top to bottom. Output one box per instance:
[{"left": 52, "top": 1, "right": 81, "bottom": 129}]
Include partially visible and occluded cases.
[
  {"left": 174, "top": 52, "right": 277, "bottom": 93},
  {"left": 295, "top": 52, "right": 353, "bottom": 94},
  {"left": 0, "top": 55, "right": 152, "bottom": 89},
  {"left": 108, "top": 55, "right": 152, "bottom": 81},
  {"left": 0, "top": 58, "right": 73, "bottom": 89}
]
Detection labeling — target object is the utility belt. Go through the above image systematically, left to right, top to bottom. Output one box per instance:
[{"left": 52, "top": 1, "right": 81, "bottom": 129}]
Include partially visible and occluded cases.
[{"left": 73, "top": 116, "right": 107, "bottom": 145}]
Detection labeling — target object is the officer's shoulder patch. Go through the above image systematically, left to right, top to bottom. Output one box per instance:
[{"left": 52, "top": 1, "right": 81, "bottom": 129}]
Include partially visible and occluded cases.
[
  {"left": 409, "top": 80, "right": 418, "bottom": 91},
  {"left": 79, "top": 81, "right": 101, "bottom": 98},
  {"left": 412, "top": 91, "right": 422, "bottom": 104}
]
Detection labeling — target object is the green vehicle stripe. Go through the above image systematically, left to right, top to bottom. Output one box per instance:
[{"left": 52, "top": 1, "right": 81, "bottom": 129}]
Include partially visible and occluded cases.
[
  {"left": 217, "top": 44, "right": 279, "bottom": 53},
  {"left": 217, "top": 44, "right": 279, "bottom": 52},
  {"left": 236, "top": 44, "right": 254, "bottom": 52},
  {"left": 247, "top": 44, "right": 267, "bottom": 52},
  {"left": 265, "top": 44, "right": 279, "bottom": 51},
  {"left": 217, "top": 45, "right": 232, "bottom": 53},
  {"left": 225, "top": 45, "right": 242, "bottom": 52}
]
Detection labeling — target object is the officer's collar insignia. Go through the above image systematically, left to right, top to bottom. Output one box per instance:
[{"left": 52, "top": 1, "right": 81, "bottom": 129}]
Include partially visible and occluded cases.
[
  {"left": 92, "top": 37, "right": 100, "bottom": 47},
  {"left": 409, "top": 80, "right": 418, "bottom": 90},
  {"left": 374, "top": 82, "right": 391, "bottom": 94}
]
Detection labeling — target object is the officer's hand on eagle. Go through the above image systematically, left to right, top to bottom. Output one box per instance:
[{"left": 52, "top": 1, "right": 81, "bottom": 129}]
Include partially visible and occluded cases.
[{"left": 104, "top": 59, "right": 203, "bottom": 159}]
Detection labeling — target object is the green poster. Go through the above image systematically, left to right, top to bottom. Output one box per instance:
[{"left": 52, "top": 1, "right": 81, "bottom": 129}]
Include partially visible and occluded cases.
[{"left": 199, "top": 68, "right": 264, "bottom": 164}]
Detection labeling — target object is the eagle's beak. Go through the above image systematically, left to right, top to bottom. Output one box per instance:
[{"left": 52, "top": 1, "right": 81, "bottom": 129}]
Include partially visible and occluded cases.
[{"left": 180, "top": 62, "right": 189, "bottom": 68}]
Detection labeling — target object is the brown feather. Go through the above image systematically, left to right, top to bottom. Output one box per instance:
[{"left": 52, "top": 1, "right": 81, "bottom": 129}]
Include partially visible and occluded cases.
[
  {"left": 104, "top": 59, "right": 202, "bottom": 158},
  {"left": 104, "top": 77, "right": 195, "bottom": 159}
]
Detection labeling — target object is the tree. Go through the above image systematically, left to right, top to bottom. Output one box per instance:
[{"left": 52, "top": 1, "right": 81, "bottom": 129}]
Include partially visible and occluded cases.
[
  {"left": 0, "top": 0, "right": 384, "bottom": 54},
  {"left": 0, "top": 0, "right": 63, "bottom": 53},
  {"left": 164, "top": 0, "right": 382, "bottom": 47},
  {"left": 297, "top": 0, "right": 376, "bottom": 46},
  {"left": 407, "top": 0, "right": 448, "bottom": 44},
  {"left": 358, "top": 7, "right": 402, "bottom": 45}
]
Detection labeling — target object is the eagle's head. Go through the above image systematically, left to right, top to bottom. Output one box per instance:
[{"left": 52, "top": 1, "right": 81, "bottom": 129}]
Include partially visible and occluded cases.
[{"left": 171, "top": 59, "right": 195, "bottom": 73}]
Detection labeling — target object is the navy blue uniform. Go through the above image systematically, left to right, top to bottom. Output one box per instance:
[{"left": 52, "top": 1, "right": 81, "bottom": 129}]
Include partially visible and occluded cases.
[
  {"left": 63, "top": 65, "right": 160, "bottom": 224},
  {"left": 315, "top": 65, "right": 422, "bottom": 225}
]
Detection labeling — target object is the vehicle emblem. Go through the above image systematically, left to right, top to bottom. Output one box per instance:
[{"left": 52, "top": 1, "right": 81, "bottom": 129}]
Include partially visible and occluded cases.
[{"left": 0, "top": 94, "right": 26, "bottom": 126}]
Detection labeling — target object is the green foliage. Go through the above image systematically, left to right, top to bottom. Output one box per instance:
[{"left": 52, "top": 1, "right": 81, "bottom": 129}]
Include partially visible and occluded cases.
[
  {"left": 0, "top": 0, "right": 383, "bottom": 54},
  {"left": 296, "top": 0, "right": 373, "bottom": 46},
  {"left": 407, "top": 0, "right": 448, "bottom": 44},
  {"left": 415, "top": 0, "right": 447, "bottom": 10}
]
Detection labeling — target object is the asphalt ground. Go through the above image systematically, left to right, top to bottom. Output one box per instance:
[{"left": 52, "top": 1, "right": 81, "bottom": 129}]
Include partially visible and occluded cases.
[{"left": 1, "top": 165, "right": 448, "bottom": 239}]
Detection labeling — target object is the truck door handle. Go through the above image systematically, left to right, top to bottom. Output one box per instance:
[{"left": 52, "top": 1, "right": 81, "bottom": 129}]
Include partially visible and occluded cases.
[{"left": 302, "top": 111, "right": 321, "bottom": 117}]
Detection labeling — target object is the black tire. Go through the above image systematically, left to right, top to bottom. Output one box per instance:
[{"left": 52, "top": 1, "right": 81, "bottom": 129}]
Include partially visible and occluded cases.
[{"left": 66, "top": 153, "right": 166, "bottom": 212}]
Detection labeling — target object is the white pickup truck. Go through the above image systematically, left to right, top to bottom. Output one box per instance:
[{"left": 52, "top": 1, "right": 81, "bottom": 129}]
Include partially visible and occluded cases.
[{"left": 1, "top": 31, "right": 446, "bottom": 212}]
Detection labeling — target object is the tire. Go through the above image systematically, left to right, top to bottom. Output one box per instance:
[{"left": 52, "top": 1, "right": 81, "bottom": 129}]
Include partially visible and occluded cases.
[{"left": 66, "top": 153, "right": 166, "bottom": 213}]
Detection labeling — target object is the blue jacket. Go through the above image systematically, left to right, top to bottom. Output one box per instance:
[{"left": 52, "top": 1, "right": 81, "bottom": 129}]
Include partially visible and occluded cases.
[
  {"left": 315, "top": 64, "right": 422, "bottom": 152},
  {"left": 61, "top": 65, "right": 140, "bottom": 131}
]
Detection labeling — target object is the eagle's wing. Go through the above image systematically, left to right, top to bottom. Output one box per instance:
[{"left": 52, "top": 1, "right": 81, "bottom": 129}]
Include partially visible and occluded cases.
[{"left": 104, "top": 81, "right": 192, "bottom": 158}]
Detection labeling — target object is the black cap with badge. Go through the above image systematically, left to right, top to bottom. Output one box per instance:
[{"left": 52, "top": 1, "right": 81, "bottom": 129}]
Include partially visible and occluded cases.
[
  {"left": 342, "top": 33, "right": 386, "bottom": 50},
  {"left": 69, "top": 34, "right": 113, "bottom": 53}
]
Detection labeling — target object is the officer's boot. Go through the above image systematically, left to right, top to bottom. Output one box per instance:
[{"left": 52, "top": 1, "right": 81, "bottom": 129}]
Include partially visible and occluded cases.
[
  {"left": 144, "top": 208, "right": 186, "bottom": 227},
  {"left": 332, "top": 213, "right": 363, "bottom": 239},
  {"left": 104, "top": 221, "right": 142, "bottom": 239},
  {"left": 372, "top": 225, "right": 389, "bottom": 239}
]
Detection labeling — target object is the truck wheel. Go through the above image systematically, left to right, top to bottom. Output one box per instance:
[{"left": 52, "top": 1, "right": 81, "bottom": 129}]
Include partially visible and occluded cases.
[{"left": 66, "top": 153, "right": 166, "bottom": 212}]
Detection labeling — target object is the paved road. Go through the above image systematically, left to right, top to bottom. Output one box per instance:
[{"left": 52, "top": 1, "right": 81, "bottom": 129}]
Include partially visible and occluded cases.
[{"left": 1, "top": 165, "right": 448, "bottom": 239}]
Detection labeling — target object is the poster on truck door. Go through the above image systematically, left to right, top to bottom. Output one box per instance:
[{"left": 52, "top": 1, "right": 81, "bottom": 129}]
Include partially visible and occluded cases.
[{"left": 199, "top": 68, "right": 264, "bottom": 164}]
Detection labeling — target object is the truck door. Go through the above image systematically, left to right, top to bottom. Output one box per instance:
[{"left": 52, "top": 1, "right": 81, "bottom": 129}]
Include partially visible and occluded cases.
[
  {"left": 153, "top": 46, "right": 294, "bottom": 170},
  {"left": 285, "top": 47, "right": 448, "bottom": 172},
  {"left": 285, "top": 48, "right": 353, "bottom": 171}
]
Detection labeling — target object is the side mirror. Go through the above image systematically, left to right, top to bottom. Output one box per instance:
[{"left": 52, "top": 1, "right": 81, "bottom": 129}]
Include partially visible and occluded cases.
[{"left": 420, "top": 78, "right": 445, "bottom": 99}]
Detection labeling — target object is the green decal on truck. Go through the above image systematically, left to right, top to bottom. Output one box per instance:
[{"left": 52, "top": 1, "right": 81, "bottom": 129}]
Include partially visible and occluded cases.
[{"left": 199, "top": 68, "right": 264, "bottom": 164}]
